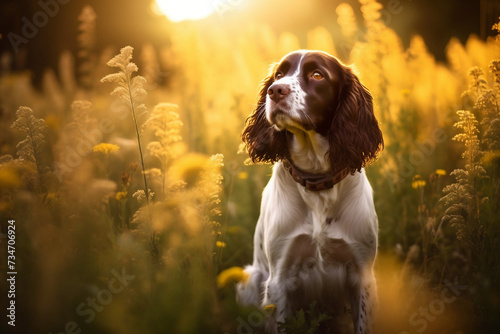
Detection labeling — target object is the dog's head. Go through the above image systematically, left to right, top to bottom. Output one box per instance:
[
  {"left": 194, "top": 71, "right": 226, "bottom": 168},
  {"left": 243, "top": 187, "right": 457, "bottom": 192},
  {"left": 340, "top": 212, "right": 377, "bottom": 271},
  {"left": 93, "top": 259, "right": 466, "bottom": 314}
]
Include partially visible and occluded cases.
[{"left": 242, "top": 50, "right": 383, "bottom": 174}]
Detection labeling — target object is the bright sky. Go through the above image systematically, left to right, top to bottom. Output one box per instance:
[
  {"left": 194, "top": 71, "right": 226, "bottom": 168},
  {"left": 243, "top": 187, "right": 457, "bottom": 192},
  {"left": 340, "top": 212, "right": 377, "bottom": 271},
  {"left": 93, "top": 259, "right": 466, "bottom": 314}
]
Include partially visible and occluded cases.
[{"left": 154, "top": 0, "right": 221, "bottom": 22}]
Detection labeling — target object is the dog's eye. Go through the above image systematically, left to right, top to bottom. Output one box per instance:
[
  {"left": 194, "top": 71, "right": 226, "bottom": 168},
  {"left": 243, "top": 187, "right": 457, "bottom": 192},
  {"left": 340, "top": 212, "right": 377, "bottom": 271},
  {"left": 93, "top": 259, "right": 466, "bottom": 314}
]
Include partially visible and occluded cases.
[
  {"left": 311, "top": 71, "right": 323, "bottom": 80},
  {"left": 275, "top": 72, "right": 283, "bottom": 79}
]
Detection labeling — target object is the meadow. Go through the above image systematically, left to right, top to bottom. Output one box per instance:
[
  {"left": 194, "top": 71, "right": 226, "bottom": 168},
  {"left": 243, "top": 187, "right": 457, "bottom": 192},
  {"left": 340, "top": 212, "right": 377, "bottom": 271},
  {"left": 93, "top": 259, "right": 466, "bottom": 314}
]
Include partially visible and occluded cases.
[{"left": 0, "top": 1, "right": 499, "bottom": 333}]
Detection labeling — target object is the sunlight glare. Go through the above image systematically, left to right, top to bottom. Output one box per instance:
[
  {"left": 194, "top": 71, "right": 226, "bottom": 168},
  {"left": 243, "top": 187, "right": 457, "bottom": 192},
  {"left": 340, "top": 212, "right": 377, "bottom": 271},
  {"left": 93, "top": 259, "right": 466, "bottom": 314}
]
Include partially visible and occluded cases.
[{"left": 154, "top": 0, "right": 217, "bottom": 22}]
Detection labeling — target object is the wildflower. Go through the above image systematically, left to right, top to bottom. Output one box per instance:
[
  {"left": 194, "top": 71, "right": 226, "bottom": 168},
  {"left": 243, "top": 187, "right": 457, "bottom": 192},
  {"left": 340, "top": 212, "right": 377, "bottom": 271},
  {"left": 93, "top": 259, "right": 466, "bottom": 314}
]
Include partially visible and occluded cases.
[
  {"left": 359, "top": 0, "right": 384, "bottom": 37},
  {"left": 360, "top": 0, "right": 382, "bottom": 22},
  {"left": 336, "top": 3, "right": 357, "bottom": 39},
  {"left": 77, "top": 5, "right": 97, "bottom": 89},
  {"left": 493, "top": 17, "right": 500, "bottom": 37},
  {"left": 102, "top": 46, "right": 151, "bottom": 205},
  {"left": 101, "top": 47, "right": 147, "bottom": 117},
  {"left": 489, "top": 60, "right": 500, "bottom": 85},
  {"left": 468, "top": 66, "right": 485, "bottom": 78},
  {"left": 467, "top": 67, "right": 487, "bottom": 95},
  {"left": 53, "top": 100, "right": 99, "bottom": 182},
  {"left": 71, "top": 100, "right": 94, "bottom": 123},
  {"left": 143, "top": 103, "right": 183, "bottom": 165},
  {"left": 144, "top": 104, "right": 183, "bottom": 197},
  {"left": 11, "top": 106, "right": 47, "bottom": 172},
  {"left": 441, "top": 110, "right": 488, "bottom": 243},
  {"left": 453, "top": 110, "right": 480, "bottom": 160},
  {"left": 93, "top": 143, "right": 120, "bottom": 154},
  {"left": 169, "top": 153, "right": 210, "bottom": 185},
  {"left": 197, "top": 154, "right": 224, "bottom": 234},
  {"left": 144, "top": 168, "right": 162, "bottom": 177},
  {"left": 435, "top": 169, "right": 446, "bottom": 176},
  {"left": 238, "top": 171, "right": 248, "bottom": 180},
  {"left": 412, "top": 176, "right": 426, "bottom": 189},
  {"left": 167, "top": 180, "right": 186, "bottom": 193},
  {"left": 412, "top": 180, "right": 426, "bottom": 189},
  {"left": 133, "top": 189, "right": 154, "bottom": 204},
  {"left": 133, "top": 190, "right": 145, "bottom": 202},
  {"left": 115, "top": 191, "right": 128, "bottom": 201},
  {"left": 130, "top": 205, "right": 150, "bottom": 227},
  {"left": 211, "top": 225, "right": 222, "bottom": 237},
  {"left": 216, "top": 241, "right": 226, "bottom": 248},
  {"left": 217, "top": 267, "right": 249, "bottom": 288},
  {"left": 264, "top": 304, "right": 277, "bottom": 315}
]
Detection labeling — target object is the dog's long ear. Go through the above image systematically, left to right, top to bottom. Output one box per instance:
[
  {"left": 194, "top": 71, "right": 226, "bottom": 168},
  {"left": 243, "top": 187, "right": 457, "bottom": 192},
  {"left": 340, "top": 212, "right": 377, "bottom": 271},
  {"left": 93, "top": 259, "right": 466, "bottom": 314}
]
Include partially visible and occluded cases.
[
  {"left": 242, "top": 66, "right": 289, "bottom": 164},
  {"left": 328, "top": 67, "right": 384, "bottom": 173}
]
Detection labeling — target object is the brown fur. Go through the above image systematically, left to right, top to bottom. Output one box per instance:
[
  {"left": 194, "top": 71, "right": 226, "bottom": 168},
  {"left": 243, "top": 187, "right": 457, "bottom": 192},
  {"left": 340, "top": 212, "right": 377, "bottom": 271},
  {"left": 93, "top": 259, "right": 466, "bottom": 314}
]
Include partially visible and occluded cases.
[{"left": 241, "top": 54, "right": 384, "bottom": 174}]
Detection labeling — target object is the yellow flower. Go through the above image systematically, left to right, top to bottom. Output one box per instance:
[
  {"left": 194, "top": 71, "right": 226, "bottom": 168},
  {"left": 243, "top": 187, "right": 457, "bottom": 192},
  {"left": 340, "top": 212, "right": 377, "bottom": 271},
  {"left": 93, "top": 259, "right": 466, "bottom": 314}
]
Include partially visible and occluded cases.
[
  {"left": 93, "top": 143, "right": 120, "bottom": 154},
  {"left": 169, "top": 153, "right": 209, "bottom": 185},
  {"left": 435, "top": 169, "right": 446, "bottom": 176},
  {"left": 238, "top": 171, "right": 248, "bottom": 180},
  {"left": 412, "top": 180, "right": 426, "bottom": 189},
  {"left": 115, "top": 191, "right": 127, "bottom": 201},
  {"left": 216, "top": 241, "right": 226, "bottom": 248},
  {"left": 217, "top": 267, "right": 249, "bottom": 288},
  {"left": 264, "top": 304, "right": 277, "bottom": 315}
]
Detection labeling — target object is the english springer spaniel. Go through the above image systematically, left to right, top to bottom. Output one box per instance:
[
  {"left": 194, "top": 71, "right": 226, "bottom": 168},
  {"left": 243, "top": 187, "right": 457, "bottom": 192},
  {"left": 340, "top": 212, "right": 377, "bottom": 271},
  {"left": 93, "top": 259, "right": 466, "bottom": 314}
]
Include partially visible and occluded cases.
[{"left": 237, "top": 50, "right": 384, "bottom": 334}]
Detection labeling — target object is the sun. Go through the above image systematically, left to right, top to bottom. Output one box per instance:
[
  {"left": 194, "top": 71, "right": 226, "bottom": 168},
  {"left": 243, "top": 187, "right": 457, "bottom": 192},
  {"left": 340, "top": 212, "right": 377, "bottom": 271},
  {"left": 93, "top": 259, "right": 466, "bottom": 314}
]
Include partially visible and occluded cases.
[{"left": 153, "top": 0, "right": 217, "bottom": 22}]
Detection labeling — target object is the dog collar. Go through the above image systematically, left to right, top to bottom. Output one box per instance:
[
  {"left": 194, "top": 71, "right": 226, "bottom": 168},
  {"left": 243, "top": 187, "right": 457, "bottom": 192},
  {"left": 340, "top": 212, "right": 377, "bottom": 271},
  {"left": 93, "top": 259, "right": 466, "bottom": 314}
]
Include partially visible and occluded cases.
[{"left": 282, "top": 158, "right": 351, "bottom": 191}]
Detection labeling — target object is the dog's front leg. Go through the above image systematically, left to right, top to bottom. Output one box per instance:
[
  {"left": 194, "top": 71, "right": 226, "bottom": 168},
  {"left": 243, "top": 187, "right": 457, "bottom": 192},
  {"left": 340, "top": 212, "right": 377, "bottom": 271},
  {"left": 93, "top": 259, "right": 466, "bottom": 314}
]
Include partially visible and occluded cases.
[
  {"left": 350, "top": 269, "right": 377, "bottom": 334},
  {"left": 262, "top": 276, "right": 291, "bottom": 334}
]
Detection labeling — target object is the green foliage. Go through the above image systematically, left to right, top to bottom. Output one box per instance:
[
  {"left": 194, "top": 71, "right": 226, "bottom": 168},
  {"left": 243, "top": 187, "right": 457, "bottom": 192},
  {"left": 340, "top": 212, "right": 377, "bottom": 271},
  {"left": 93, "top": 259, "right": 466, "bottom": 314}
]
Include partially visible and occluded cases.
[{"left": 278, "top": 302, "right": 332, "bottom": 334}]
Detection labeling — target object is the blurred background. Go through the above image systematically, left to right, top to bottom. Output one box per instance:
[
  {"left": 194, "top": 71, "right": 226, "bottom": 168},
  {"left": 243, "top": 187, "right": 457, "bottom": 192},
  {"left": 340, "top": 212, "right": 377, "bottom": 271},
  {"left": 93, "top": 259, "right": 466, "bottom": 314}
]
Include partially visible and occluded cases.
[
  {"left": 0, "top": 0, "right": 500, "bottom": 333},
  {"left": 0, "top": 0, "right": 497, "bottom": 76}
]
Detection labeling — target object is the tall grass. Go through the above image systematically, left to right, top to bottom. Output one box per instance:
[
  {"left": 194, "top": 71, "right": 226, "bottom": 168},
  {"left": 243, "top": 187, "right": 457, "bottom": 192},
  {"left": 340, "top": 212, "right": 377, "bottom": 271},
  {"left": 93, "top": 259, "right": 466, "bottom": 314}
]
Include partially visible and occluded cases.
[{"left": 0, "top": 1, "right": 499, "bottom": 333}]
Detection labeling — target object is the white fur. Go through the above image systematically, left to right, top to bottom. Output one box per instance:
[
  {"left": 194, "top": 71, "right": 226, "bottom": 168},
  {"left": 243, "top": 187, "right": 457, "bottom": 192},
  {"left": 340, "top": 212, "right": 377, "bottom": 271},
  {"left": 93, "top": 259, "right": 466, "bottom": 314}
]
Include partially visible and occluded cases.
[
  {"left": 265, "top": 53, "right": 308, "bottom": 131},
  {"left": 237, "top": 128, "right": 378, "bottom": 334}
]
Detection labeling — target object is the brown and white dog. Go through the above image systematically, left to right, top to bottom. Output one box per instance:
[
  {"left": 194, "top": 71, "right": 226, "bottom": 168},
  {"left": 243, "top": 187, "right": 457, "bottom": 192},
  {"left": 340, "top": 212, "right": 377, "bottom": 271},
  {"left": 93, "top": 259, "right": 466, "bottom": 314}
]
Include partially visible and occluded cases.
[{"left": 237, "top": 50, "right": 383, "bottom": 334}]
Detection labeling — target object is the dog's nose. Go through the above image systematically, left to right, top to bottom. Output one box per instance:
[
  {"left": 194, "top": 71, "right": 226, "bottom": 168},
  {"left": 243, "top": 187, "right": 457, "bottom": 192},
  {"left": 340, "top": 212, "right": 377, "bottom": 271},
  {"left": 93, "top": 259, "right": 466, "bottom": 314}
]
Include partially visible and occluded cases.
[{"left": 268, "top": 83, "right": 290, "bottom": 102}]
